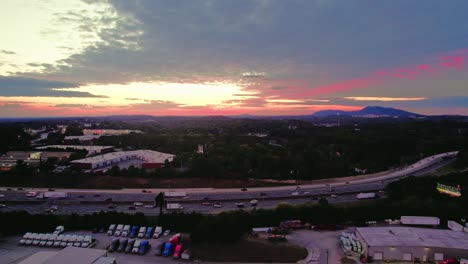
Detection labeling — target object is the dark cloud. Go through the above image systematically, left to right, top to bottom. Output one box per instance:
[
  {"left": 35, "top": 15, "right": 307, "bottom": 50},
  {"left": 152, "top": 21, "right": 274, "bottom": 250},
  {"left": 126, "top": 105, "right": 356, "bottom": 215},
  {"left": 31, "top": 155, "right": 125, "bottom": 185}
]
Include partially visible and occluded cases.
[
  {"left": 0, "top": 50, "right": 16, "bottom": 55},
  {"left": 0, "top": 76, "right": 104, "bottom": 97}
]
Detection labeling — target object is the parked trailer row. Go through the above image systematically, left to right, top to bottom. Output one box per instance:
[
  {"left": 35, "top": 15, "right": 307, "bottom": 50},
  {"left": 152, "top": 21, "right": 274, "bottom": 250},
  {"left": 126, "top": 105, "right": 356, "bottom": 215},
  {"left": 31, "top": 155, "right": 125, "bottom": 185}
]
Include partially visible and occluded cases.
[
  {"left": 107, "top": 224, "right": 166, "bottom": 239},
  {"left": 19, "top": 232, "right": 93, "bottom": 248}
]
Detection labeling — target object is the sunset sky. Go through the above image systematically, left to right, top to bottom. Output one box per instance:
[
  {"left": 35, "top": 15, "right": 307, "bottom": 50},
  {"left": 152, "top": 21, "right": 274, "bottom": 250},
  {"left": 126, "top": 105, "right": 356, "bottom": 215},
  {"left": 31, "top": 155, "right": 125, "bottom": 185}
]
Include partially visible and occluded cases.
[{"left": 0, "top": 0, "right": 467, "bottom": 117}]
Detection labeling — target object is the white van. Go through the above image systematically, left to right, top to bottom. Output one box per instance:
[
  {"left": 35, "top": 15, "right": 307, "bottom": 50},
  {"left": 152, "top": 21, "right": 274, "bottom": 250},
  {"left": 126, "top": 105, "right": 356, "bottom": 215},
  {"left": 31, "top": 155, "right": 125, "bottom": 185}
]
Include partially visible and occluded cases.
[
  {"left": 107, "top": 224, "right": 116, "bottom": 236},
  {"left": 114, "top": 224, "right": 124, "bottom": 236},
  {"left": 121, "top": 225, "right": 131, "bottom": 237},
  {"left": 153, "top": 226, "right": 163, "bottom": 238},
  {"left": 137, "top": 227, "right": 146, "bottom": 238},
  {"left": 19, "top": 232, "right": 32, "bottom": 245},
  {"left": 26, "top": 233, "right": 37, "bottom": 246},
  {"left": 32, "top": 234, "right": 44, "bottom": 246},
  {"left": 39, "top": 234, "right": 51, "bottom": 246},
  {"left": 46, "top": 234, "right": 57, "bottom": 247},
  {"left": 54, "top": 235, "right": 64, "bottom": 247},
  {"left": 60, "top": 235, "right": 71, "bottom": 248},
  {"left": 67, "top": 235, "right": 78, "bottom": 247},
  {"left": 74, "top": 235, "right": 84, "bottom": 247},
  {"left": 81, "top": 235, "right": 92, "bottom": 248},
  {"left": 132, "top": 240, "right": 141, "bottom": 254}
]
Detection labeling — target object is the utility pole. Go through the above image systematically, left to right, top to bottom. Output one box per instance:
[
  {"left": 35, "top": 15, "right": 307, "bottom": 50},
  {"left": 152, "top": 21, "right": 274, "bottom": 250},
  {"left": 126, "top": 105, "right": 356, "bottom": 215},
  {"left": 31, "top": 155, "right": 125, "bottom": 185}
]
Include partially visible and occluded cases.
[{"left": 326, "top": 249, "right": 329, "bottom": 264}]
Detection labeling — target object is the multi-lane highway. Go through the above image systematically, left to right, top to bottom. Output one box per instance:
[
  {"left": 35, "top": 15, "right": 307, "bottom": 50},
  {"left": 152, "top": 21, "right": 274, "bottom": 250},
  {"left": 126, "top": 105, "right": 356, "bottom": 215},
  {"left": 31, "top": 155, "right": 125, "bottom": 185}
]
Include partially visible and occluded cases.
[{"left": 0, "top": 151, "right": 458, "bottom": 215}]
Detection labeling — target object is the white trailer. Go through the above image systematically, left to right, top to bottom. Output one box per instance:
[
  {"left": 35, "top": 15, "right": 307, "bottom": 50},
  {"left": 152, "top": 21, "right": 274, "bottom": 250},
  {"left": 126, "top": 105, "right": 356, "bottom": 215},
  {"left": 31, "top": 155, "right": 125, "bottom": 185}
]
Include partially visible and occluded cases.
[
  {"left": 165, "top": 191, "right": 187, "bottom": 197},
  {"left": 38, "top": 192, "right": 68, "bottom": 198},
  {"left": 356, "top": 192, "right": 377, "bottom": 200},
  {"left": 166, "top": 203, "right": 184, "bottom": 210},
  {"left": 400, "top": 216, "right": 440, "bottom": 226},
  {"left": 448, "top": 220, "right": 464, "bottom": 231}
]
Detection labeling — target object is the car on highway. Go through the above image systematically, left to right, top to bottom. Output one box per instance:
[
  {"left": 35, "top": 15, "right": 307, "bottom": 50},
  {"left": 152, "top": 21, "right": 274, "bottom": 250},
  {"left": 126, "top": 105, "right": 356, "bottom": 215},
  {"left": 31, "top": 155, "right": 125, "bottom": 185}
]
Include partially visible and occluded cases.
[
  {"left": 241, "top": 188, "right": 248, "bottom": 191},
  {"left": 291, "top": 191, "right": 299, "bottom": 196},
  {"left": 259, "top": 192, "right": 267, "bottom": 196},
  {"left": 330, "top": 194, "right": 338, "bottom": 198},
  {"left": 250, "top": 199, "right": 258, "bottom": 206},
  {"left": 133, "top": 202, "right": 143, "bottom": 206},
  {"left": 201, "top": 202, "right": 212, "bottom": 206},
  {"left": 213, "top": 202, "right": 222, "bottom": 208},
  {"left": 236, "top": 202, "right": 245, "bottom": 208},
  {"left": 107, "top": 204, "right": 116, "bottom": 209},
  {"left": 144, "top": 205, "right": 154, "bottom": 208},
  {"left": 107, "top": 224, "right": 116, "bottom": 236},
  {"left": 121, "top": 225, "right": 131, "bottom": 237},
  {"left": 129, "top": 226, "right": 139, "bottom": 238},
  {"left": 153, "top": 226, "right": 163, "bottom": 238},
  {"left": 137, "top": 227, "right": 146, "bottom": 238},
  {"left": 145, "top": 227, "right": 154, "bottom": 239},
  {"left": 107, "top": 238, "right": 120, "bottom": 252},
  {"left": 117, "top": 239, "right": 128, "bottom": 252},
  {"left": 125, "top": 239, "right": 135, "bottom": 253},
  {"left": 132, "top": 240, "right": 141, "bottom": 254},
  {"left": 138, "top": 240, "right": 150, "bottom": 255},
  {"left": 154, "top": 241, "right": 166, "bottom": 256},
  {"left": 162, "top": 242, "right": 173, "bottom": 256},
  {"left": 173, "top": 244, "right": 183, "bottom": 258}
]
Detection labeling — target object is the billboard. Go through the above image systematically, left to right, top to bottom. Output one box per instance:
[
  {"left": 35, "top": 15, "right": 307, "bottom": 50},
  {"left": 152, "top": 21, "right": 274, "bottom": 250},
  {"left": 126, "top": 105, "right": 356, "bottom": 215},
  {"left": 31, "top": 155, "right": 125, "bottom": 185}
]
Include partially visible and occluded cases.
[{"left": 436, "top": 183, "right": 461, "bottom": 197}]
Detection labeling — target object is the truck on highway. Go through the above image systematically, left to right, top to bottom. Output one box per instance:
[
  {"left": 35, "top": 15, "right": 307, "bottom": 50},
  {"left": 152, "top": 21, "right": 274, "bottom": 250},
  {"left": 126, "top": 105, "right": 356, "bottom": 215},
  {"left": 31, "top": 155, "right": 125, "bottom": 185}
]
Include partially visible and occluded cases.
[
  {"left": 165, "top": 191, "right": 187, "bottom": 198},
  {"left": 36, "top": 192, "right": 68, "bottom": 199},
  {"left": 356, "top": 192, "right": 377, "bottom": 200},
  {"left": 166, "top": 203, "right": 184, "bottom": 210}
]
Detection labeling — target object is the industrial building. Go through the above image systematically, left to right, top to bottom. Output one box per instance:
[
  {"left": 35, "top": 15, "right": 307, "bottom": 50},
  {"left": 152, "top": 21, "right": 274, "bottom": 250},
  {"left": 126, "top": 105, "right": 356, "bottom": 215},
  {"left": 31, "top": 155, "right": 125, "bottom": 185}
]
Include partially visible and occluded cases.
[
  {"left": 36, "top": 145, "right": 114, "bottom": 156},
  {"left": 71, "top": 150, "right": 175, "bottom": 170},
  {"left": 356, "top": 226, "right": 468, "bottom": 262}
]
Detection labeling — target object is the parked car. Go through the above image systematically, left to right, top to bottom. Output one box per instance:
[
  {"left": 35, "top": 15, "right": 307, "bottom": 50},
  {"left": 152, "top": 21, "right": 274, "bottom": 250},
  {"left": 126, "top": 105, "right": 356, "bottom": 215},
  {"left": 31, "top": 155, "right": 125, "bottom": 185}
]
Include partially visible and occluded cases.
[
  {"left": 107, "top": 224, "right": 116, "bottom": 236},
  {"left": 114, "top": 224, "right": 124, "bottom": 236},
  {"left": 121, "top": 225, "right": 131, "bottom": 237},
  {"left": 129, "top": 226, "right": 139, "bottom": 238},
  {"left": 153, "top": 226, "right": 163, "bottom": 238},
  {"left": 137, "top": 227, "right": 147, "bottom": 238},
  {"left": 145, "top": 227, "right": 154, "bottom": 239},
  {"left": 163, "top": 230, "right": 171, "bottom": 236},
  {"left": 19, "top": 232, "right": 32, "bottom": 245},
  {"left": 26, "top": 233, "right": 37, "bottom": 246},
  {"left": 32, "top": 234, "right": 44, "bottom": 246},
  {"left": 39, "top": 234, "right": 50, "bottom": 246},
  {"left": 46, "top": 234, "right": 57, "bottom": 247},
  {"left": 169, "top": 234, "right": 180, "bottom": 246},
  {"left": 53, "top": 235, "right": 64, "bottom": 247},
  {"left": 60, "top": 235, "right": 71, "bottom": 248},
  {"left": 67, "top": 235, "right": 78, "bottom": 247},
  {"left": 74, "top": 235, "right": 84, "bottom": 247},
  {"left": 81, "top": 235, "right": 92, "bottom": 248},
  {"left": 107, "top": 238, "right": 120, "bottom": 252},
  {"left": 117, "top": 239, "right": 128, "bottom": 252},
  {"left": 125, "top": 239, "right": 135, "bottom": 253},
  {"left": 132, "top": 240, "right": 141, "bottom": 254},
  {"left": 138, "top": 240, "right": 150, "bottom": 255},
  {"left": 154, "top": 241, "right": 166, "bottom": 256},
  {"left": 162, "top": 242, "right": 173, "bottom": 256},
  {"left": 173, "top": 244, "right": 183, "bottom": 258},
  {"left": 439, "top": 259, "right": 460, "bottom": 264}
]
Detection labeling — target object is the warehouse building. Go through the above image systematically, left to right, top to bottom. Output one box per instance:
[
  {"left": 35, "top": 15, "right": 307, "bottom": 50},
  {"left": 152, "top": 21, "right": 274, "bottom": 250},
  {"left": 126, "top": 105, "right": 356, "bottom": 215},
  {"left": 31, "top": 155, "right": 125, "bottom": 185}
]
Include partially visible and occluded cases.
[
  {"left": 36, "top": 145, "right": 114, "bottom": 156},
  {"left": 71, "top": 150, "right": 175, "bottom": 170},
  {"left": 356, "top": 226, "right": 468, "bottom": 262}
]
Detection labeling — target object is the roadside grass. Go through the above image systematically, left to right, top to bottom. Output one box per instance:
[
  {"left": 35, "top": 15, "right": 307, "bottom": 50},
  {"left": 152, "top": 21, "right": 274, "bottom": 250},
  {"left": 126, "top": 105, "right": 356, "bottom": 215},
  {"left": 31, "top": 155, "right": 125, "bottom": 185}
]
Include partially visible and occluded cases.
[{"left": 191, "top": 237, "right": 307, "bottom": 263}]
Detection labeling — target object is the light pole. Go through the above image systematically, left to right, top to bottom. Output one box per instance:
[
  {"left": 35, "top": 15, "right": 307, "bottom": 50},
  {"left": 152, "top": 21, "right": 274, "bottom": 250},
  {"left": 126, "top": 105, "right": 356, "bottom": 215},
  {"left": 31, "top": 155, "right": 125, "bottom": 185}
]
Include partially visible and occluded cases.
[{"left": 326, "top": 249, "right": 329, "bottom": 264}]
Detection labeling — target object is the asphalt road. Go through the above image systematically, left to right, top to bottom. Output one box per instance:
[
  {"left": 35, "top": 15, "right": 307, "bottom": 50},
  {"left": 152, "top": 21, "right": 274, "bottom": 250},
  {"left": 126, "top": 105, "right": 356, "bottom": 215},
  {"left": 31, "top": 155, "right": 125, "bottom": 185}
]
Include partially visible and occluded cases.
[{"left": 0, "top": 151, "right": 457, "bottom": 215}]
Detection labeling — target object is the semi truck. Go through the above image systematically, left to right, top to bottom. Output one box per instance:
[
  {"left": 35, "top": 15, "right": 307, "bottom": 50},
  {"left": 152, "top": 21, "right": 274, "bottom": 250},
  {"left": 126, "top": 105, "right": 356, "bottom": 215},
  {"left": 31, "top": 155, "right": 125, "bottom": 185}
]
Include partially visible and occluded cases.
[
  {"left": 356, "top": 192, "right": 377, "bottom": 200},
  {"left": 166, "top": 203, "right": 184, "bottom": 210}
]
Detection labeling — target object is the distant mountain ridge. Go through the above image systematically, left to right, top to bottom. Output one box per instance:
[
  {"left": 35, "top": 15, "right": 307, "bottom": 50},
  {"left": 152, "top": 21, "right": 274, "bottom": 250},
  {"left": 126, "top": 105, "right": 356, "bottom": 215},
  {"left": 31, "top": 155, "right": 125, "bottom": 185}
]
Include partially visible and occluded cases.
[{"left": 312, "top": 106, "right": 425, "bottom": 118}]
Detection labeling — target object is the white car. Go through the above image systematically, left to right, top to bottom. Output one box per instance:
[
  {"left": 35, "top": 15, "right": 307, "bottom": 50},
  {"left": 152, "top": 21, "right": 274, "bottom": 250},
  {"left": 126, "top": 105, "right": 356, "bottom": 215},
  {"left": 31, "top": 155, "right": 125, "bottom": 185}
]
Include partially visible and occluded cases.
[
  {"left": 291, "top": 191, "right": 299, "bottom": 196},
  {"left": 330, "top": 194, "right": 338, "bottom": 198},
  {"left": 250, "top": 200, "right": 258, "bottom": 206},
  {"left": 133, "top": 202, "right": 144, "bottom": 206},
  {"left": 213, "top": 202, "right": 223, "bottom": 208},
  {"left": 144, "top": 205, "right": 154, "bottom": 208},
  {"left": 107, "top": 224, "right": 116, "bottom": 236},
  {"left": 114, "top": 224, "right": 124, "bottom": 236},
  {"left": 121, "top": 225, "right": 131, "bottom": 237},
  {"left": 152, "top": 226, "right": 163, "bottom": 238},
  {"left": 137, "top": 227, "right": 146, "bottom": 238},
  {"left": 163, "top": 230, "right": 171, "bottom": 236},
  {"left": 19, "top": 232, "right": 32, "bottom": 245},
  {"left": 26, "top": 233, "right": 37, "bottom": 246},
  {"left": 32, "top": 234, "right": 44, "bottom": 246},
  {"left": 39, "top": 234, "right": 51, "bottom": 246},
  {"left": 46, "top": 234, "right": 57, "bottom": 247},
  {"left": 53, "top": 235, "right": 64, "bottom": 247},
  {"left": 60, "top": 235, "right": 71, "bottom": 248},
  {"left": 67, "top": 235, "right": 78, "bottom": 247},
  {"left": 74, "top": 235, "right": 84, "bottom": 247},
  {"left": 81, "top": 235, "right": 92, "bottom": 248},
  {"left": 132, "top": 240, "right": 141, "bottom": 254}
]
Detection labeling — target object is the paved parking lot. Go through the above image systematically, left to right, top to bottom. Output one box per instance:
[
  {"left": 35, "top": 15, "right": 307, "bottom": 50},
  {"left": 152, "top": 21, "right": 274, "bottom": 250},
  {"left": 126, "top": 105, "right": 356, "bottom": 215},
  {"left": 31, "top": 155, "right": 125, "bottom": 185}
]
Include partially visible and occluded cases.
[{"left": 0, "top": 231, "right": 191, "bottom": 264}]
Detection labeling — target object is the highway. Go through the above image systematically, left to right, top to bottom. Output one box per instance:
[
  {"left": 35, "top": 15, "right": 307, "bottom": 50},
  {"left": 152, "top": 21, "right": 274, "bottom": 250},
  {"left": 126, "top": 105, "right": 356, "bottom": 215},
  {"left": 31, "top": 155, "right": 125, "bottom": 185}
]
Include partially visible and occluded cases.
[{"left": 0, "top": 151, "right": 458, "bottom": 215}]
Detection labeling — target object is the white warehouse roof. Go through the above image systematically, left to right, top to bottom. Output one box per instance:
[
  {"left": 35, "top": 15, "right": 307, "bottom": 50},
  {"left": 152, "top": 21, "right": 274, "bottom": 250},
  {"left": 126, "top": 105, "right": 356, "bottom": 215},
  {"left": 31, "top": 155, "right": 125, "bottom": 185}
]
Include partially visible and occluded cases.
[
  {"left": 37, "top": 145, "right": 113, "bottom": 151},
  {"left": 71, "top": 150, "right": 175, "bottom": 165},
  {"left": 357, "top": 226, "right": 468, "bottom": 250}
]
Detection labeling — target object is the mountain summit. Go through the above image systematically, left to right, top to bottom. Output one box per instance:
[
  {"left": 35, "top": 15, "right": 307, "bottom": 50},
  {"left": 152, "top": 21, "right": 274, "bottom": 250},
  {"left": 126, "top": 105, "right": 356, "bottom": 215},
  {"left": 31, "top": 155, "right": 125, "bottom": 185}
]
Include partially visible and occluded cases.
[{"left": 312, "top": 106, "right": 424, "bottom": 117}]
